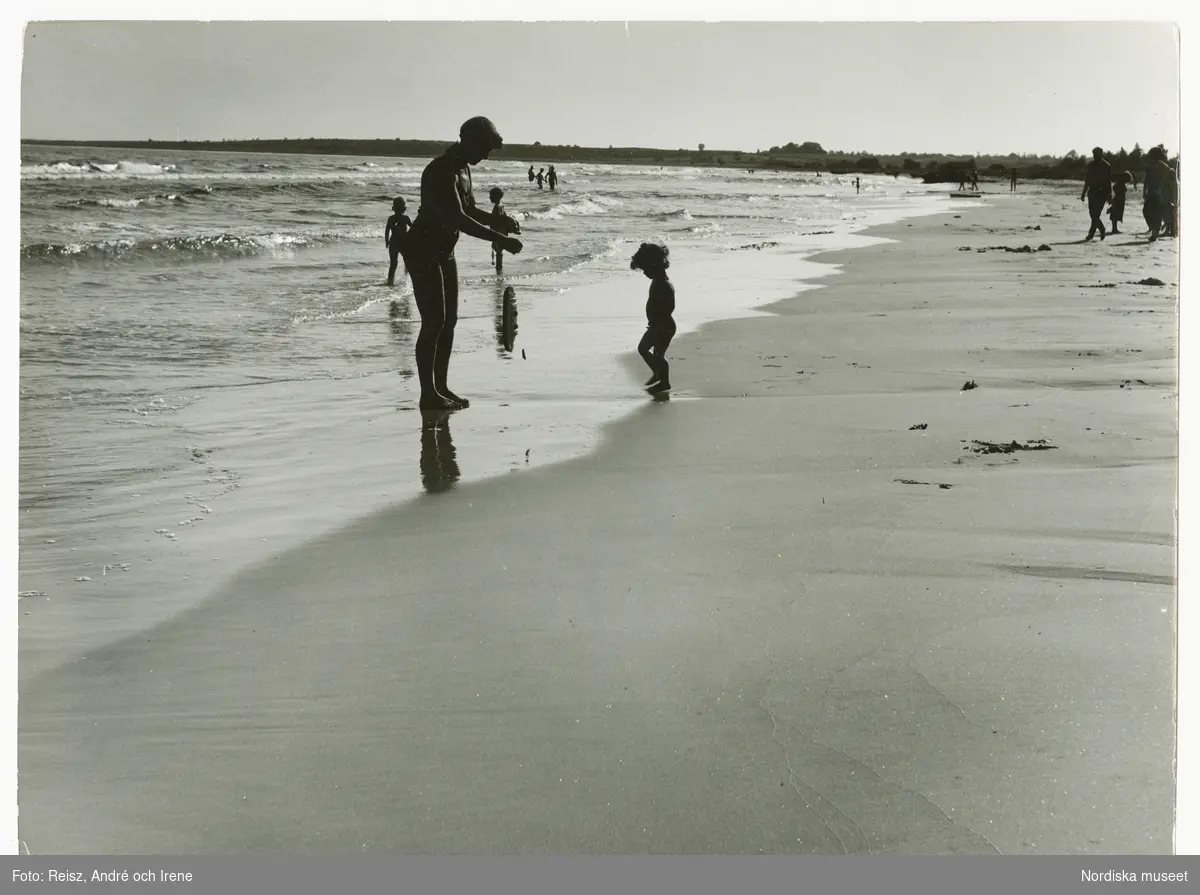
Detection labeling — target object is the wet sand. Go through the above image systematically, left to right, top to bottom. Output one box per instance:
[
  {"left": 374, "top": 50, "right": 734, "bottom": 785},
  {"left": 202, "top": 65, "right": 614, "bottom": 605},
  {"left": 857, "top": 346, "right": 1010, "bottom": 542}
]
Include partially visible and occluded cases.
[{"left": 19, "top": 188, "right": 1178, "bottom": 854}]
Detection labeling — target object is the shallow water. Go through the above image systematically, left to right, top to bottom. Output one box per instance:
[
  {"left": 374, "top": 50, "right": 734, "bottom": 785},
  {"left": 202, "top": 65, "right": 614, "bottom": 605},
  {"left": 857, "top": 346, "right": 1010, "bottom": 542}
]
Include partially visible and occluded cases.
[{"left": 19, "top": 144, "right": 953, "bottom": 677}]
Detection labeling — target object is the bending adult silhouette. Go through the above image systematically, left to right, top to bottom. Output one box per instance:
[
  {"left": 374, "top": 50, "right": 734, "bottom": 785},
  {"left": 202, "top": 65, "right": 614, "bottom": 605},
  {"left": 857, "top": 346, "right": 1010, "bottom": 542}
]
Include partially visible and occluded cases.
[{"left": 402, "top": 116, "right": 523, "bottom": 410}]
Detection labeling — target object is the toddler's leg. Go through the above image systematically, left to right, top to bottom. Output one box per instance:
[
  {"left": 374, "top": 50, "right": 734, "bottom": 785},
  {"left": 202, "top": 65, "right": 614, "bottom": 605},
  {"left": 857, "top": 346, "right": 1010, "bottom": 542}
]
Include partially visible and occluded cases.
[
  {"left": 647, "top": 326, "right": 675, "bottom": 391},
  {"left": 656, "top": 327, "right": 674, "bottom": 383},
  {"left": 638, "top": 328, "right": 658, "bottom": 382}
]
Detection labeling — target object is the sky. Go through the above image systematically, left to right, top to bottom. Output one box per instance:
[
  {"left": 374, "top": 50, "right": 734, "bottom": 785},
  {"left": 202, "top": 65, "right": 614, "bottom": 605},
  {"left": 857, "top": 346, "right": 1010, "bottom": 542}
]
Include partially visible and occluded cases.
[{"left": 17, "top": 17, "right": 1181, "bottom": 157}]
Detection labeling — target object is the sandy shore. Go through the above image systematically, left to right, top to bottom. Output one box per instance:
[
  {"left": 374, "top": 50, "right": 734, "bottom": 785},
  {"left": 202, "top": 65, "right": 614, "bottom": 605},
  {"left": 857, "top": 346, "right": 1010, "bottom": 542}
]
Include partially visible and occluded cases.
[{"left": 19, "top": 188, "right": 1178, "bottom": 854}]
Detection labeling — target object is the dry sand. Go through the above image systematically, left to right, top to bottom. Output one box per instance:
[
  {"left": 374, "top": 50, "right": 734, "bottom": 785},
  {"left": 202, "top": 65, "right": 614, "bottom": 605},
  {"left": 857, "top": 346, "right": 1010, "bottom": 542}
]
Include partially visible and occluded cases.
[{"left": 19, "top": 188, "right": 1178, "bottom": 854}]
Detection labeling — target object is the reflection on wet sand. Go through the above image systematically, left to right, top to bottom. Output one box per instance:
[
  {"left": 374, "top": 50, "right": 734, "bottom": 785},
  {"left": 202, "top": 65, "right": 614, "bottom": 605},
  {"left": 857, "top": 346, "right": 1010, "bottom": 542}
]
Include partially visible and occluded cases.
[
  {"left": 493, "top": 284, "right": 518, "bottom": 356},
  {"left": 389, "top": 298, "right": 415, "bottom": 379},
  {"left": 420, "top": 410, "right": 460, "bottom": 493}
]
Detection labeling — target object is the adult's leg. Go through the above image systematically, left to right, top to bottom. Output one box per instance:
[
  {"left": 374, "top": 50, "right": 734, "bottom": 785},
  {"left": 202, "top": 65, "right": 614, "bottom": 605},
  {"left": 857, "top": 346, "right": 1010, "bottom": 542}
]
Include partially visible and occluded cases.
[
  {"left": 1087, "top": 193, "right": 1107, "bottom": 240},
  {"left": 1145, "top": 201, "right": 1162, "bottom": 239},
  {"left": 411, "top": 254, "right": 455, "bottom": 410},
  {"left": 430, "top": 255, "right": 468, "bottom": 407}
]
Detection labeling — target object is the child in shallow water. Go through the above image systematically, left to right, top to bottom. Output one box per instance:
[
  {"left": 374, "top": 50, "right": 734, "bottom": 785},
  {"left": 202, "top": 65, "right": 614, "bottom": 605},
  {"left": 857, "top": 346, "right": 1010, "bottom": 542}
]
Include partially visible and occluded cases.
[
  {"left": 488, "top": 187, "right": 520, "bottom": 272},
  {"left": 384, "top": 197, "right": 411, "bottom": 287},
  {"left": 630, "top": 243, "right": 676, "bottom": 394}
]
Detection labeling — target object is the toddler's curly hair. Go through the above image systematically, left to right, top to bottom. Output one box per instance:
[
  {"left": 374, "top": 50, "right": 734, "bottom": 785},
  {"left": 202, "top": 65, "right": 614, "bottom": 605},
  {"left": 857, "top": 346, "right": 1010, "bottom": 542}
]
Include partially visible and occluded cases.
[{"left": 630, "top": 242, "right": 670, "bottom": 271}]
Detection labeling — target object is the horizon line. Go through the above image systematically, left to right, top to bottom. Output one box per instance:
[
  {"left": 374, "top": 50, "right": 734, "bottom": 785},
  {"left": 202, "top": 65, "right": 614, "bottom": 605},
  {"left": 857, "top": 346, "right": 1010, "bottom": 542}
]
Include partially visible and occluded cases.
[{"left": 20, "top": 137, "right": 1175, "bottom": 160}]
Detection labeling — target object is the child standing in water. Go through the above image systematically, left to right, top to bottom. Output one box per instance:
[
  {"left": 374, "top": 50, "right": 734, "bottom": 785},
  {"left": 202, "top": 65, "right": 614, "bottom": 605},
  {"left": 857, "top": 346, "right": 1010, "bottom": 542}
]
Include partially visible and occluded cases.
[
  {"left": 488, "top": 187, "right": 520, "bottom": 273},
  {"left": 384, "top": 197, "right": 411, "bottom": 287},
  {"left": 631, "top": 243, "right": 675, "bottom": 394}
]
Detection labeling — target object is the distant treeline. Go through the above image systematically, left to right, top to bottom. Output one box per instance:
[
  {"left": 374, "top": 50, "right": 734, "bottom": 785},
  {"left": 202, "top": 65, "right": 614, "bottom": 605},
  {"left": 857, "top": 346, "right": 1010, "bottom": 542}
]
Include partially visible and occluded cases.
[
  {"left": 22, "top": 137, "right": 1178, "bottom": 182},
  {"left": 754, "top": 141, "right": 1178, "bottom": 182}
]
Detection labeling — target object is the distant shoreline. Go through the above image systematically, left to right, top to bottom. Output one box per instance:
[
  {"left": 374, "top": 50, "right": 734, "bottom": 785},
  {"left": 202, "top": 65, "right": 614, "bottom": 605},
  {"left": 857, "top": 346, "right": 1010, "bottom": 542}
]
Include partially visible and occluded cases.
[{"left": 21, "top": 138, "right": 1104, "bottom": 182}]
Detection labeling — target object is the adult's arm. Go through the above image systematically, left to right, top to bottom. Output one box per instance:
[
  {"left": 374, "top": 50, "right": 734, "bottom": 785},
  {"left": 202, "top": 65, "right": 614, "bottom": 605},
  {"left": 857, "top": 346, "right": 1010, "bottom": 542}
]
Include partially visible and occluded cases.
[
  {"left": 425, "top": 165, "right": 514, "bottom": 244},
  {"left": 1165, "top": 168, "right": 1179, "bottom": 202},
  {"left": 466, "top": 204, "right": 518, "bottom": 233}
]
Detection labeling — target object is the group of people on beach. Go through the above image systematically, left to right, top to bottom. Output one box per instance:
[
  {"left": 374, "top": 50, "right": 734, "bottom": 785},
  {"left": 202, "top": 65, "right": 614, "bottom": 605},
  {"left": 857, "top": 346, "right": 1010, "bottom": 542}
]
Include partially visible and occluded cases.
[
  {"left": 384, "top": 117, "right": 675, "bottom": 412},
  {"left": 385, "top": 117, "right": 1179, "bottom": 416},
  {"left": 1081, "top": 145, "right": 1178, "bottom": 242},
  {"left": 528, "top": 165, "right": 558, "bottom": 190}
]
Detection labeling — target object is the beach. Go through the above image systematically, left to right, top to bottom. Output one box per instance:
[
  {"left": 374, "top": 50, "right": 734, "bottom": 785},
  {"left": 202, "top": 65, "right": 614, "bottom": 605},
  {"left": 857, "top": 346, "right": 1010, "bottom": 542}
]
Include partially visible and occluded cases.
[
  {"left": 18, "top": 148, "right": 943, "bottom": 681},
  {"left": 17, "top": 182, "right": 1178, "bottom": 854}
]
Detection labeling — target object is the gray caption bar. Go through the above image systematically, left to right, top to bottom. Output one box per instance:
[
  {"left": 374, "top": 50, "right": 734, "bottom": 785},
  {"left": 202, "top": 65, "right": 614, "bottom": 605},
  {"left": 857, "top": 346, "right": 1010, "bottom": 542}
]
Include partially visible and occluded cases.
[{"left": 2, "top": 856, "right": 1198, "bottom": 895}]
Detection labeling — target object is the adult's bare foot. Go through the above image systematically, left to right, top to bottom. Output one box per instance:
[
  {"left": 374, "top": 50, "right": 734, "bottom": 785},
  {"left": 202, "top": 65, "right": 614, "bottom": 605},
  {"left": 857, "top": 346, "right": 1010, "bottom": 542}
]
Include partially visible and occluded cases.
[
  {"left": 439, "top": 388, "right": 471, "bottom": 408},
  {"left": 420, "top": 394, "right": 458, "bottom": 411}
]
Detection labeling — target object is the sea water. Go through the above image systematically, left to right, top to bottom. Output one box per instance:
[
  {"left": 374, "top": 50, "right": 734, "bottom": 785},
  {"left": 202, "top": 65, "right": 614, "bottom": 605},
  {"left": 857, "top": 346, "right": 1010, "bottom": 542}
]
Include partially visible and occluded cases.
[{"left": 19, "top": 144, "right": 952, "bottom": 677}]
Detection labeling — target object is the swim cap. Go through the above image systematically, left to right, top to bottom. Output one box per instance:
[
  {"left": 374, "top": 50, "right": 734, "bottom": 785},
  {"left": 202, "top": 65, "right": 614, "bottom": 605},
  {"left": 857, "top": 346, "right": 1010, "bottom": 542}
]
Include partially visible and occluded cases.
[{"left": 460, "top": 117, "right": 504, "bottom": 150}]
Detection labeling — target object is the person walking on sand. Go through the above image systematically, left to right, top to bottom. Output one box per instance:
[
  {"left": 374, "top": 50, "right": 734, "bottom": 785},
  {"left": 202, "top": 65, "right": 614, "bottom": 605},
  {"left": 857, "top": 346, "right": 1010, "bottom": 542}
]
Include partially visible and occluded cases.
[
  {"left": 402, "top": 116, "right": 523, "bottom": 411},
  {"left": 1081, "top": 146, "right": 1112, "bottom": 241},
  {"left": 1143, "top": 147, "right": 1178, "bottom": 241},
  {"left": 1143, "top": 147, "right": 1164, "bottom": 237},
  {"left": 1164, "top": 159, "right": 1179, "bottom": 238},
  {"left": 548, "top": 165, "right": 558, "bottom": 191},
  {"left": 536, "top": 168, "right": 545, "bottom": 189},
  {"left": 970, "top": 168, "right": 980, "bottom": 191},
  {"left": 1010, "top": 168, "right": 1018, "bottom": 192},
  {"left": 1108, "top": 171, "right": 1131, "bottom": 235},
  {"left": 854, "top": 177, "right": 860, "bottom": 194},
  {"left": 488, "top": 186, "right": 520, "bottom": 273},
  {"left": 384, "top": 197, "right": 411, "bottom": 287},
  {"left": 631, "top": 243, "right": 676, "bottom": 395}
]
